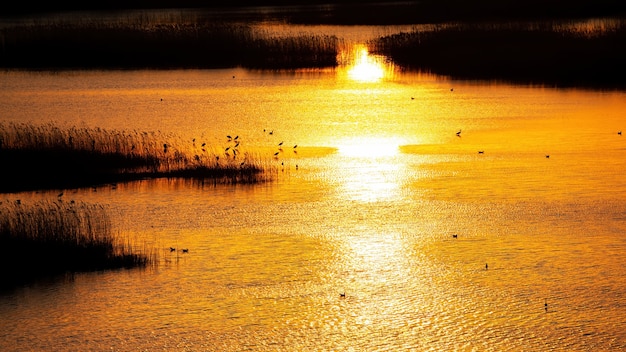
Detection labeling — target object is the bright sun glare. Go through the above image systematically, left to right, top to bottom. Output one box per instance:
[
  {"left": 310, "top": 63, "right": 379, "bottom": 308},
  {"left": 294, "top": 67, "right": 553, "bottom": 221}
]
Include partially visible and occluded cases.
[
  {"left": 347, "top": 46, "right": 385, "bottom": 83},
  {"left": 339, "top": 137, "right": 400, "bottom": 158}
]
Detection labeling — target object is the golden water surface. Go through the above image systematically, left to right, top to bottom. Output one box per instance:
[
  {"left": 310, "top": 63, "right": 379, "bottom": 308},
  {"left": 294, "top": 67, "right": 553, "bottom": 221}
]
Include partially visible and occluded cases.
[{"left": 1, "top": 46, "right": 625, "bottom": 351}]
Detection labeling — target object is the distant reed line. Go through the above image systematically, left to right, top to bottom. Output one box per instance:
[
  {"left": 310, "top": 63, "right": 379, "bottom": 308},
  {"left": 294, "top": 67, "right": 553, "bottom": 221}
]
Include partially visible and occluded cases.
[
  {"left": 369, "top": 20, "right": 626, "bottom": 88},
  {"left": 0, "top": 22, "right": 340, "bottom": 69},
  {"left": 0, "top": 122, "right": 272, "bottom": 192},
  {"left": 0, "top": 199, "right": 154, "bottom": 288}
]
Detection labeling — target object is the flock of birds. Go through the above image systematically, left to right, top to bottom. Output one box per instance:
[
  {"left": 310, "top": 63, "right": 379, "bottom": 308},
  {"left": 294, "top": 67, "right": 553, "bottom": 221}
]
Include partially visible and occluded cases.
[{"left": 189, "top": 129, "right": 301, "bottom": 163}]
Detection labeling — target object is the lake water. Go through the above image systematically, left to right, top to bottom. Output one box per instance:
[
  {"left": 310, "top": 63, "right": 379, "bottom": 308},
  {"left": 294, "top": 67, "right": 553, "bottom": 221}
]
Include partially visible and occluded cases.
[{"left": 1, "top": 29, "right": 626, "bottom": 350}]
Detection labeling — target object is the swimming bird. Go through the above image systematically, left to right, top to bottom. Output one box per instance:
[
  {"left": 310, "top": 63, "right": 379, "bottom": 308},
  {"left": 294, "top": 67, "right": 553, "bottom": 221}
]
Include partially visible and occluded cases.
[
  {"left": 278, "top": 141, "right": 284, "bottom": 146},
  {"left": 293, "top": 144, "right": 297, "bottom": 149},
  {"left": 478, "top": 150, "right": 484, "bottom": 154},
  {"left": 274, "top": 152, "right": 280, "bottom": 156},
  {"left": 545, "top": 155, "right": 550, "bottom": 158},
  {"left": 452, "top": 234, "right": 458, "bottom": 239},
  {"left": 170, "top": 247, "right": 176, "bottom": 252},
  {"left": 182, "top": 248, "right": 189, "bottom": 253},
  {"left": 485, "top": 263, "right": 488, "bottom": 270},
  {"left": 340, "top": 292, "right": 346, "bottom": 298}
]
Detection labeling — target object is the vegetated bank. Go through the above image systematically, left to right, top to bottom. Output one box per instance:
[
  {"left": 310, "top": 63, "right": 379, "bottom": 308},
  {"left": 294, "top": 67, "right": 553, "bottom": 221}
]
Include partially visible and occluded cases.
[
  {"left": 369, "top": 20, "right": 626, "bottom": 89},
  {"left": 0, "top": 122, "right": 273, "bottom": 193}
]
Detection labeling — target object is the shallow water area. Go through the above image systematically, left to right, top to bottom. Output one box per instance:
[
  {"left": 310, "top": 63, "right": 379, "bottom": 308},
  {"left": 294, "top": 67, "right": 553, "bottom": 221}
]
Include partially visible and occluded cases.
[{"left": 1, "top": 25, "right": 626, "bottom": 350}]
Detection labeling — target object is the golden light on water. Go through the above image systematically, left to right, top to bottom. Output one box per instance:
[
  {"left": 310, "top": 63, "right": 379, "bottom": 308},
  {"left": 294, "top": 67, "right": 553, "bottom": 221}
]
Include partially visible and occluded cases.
[
  {"left": 347, "top": 45, "right": 386, "bottom": 83},
  {"left": 336, "top": 137, "right": 404, "bottom": 202},
  {"left": 338, "top": 137, "right": 400, "bottom": 158}
]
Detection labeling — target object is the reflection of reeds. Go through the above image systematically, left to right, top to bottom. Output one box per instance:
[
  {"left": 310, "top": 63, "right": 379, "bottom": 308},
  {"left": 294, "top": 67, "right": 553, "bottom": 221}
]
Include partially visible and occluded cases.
[
  {"left": 369, "top": 21, "right": 626, "bottom": 88},
  {"left": 0, "top": 22, "right": 339, "bottom": 69},
  {"left": 0, "top": 122, "right": 270, "bottom": 192},
  {"left": 0, "top": 199, "right": 154, "bottom": 288}
]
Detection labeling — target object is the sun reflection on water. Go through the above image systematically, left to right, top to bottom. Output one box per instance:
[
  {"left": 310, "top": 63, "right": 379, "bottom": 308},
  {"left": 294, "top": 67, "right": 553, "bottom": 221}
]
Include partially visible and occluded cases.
[
  {"left": 345, "top": 45, "right": 387, "bottom": 83},
  {"left": 332, "top": 137, "right": 406, "bottom": 203}
]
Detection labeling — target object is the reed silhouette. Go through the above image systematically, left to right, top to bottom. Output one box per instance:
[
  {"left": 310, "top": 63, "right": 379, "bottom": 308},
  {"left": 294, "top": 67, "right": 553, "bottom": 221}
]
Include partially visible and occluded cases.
[
  {"left": 369, "top": 20, "right": 626, "bottom": 88},
  {"left": 0, "top": 22, "right": 339, "bottom": 70},
  {"left": 0, "top": 122, "right": 271, "bottom": 193},
  {"left": 0, "top": 199, "right": 155, "bottom": 289}
]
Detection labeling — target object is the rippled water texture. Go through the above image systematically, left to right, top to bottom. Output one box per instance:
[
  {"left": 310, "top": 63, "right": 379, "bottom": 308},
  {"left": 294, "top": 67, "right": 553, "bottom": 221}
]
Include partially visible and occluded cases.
[{"left": 1, "top": 37, "right": 626, "bottom": 350}]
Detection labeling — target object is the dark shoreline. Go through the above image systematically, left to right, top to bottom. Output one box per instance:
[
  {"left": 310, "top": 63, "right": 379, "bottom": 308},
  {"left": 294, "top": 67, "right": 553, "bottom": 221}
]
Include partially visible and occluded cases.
[
  {"left": 3, "top": 1, "right": 626, "bottom": 25},
  {"left": 1, "top": 2, "right": 625, "bottom": 88},
  {"left": 369, "top": 21, "right": 626, "bottom": 90}
]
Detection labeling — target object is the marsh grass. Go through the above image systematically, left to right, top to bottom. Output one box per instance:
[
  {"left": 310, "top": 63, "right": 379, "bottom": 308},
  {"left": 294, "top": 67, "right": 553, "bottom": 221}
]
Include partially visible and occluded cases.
[
  {"left": 369, "top": 20, "right": 626, "bottom": 88},
  {"left": 0, "top": 21, "right": 339, "bottom": 70},
  {"left": 0, "top": 122, "right": 271, "bottom": 192},
  {"left": 0, "top": 199, "right": 154, "bottom": 288}
]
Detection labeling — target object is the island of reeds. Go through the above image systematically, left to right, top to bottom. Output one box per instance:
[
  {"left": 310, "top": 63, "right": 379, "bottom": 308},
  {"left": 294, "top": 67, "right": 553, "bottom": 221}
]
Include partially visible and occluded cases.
[
  {"left": 369, "top": 20, "right": 626, "bottom": 88},
  {"left": 0, "top": 21, "right": 340, "bottom": 70},
  {"left": 0, "top": 122, "right": 272, "bottom": 193},
  {"left": 0, "top": 199, "right": 153, "bottom": 289}
]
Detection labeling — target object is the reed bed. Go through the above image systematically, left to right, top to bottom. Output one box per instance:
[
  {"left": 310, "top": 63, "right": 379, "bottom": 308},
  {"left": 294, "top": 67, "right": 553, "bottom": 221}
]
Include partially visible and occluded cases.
[
  {"left": 369, "top": 20, "right": 626, "bottom": 88},
  {"left": 0, "top": 21, "right": 339, "bottom": 70},
  {"left": 0, "top": 122, "right": 271, "bottom": 192},
  {"left": 0, "top": 199, "right": 154, "bottom": 288}
]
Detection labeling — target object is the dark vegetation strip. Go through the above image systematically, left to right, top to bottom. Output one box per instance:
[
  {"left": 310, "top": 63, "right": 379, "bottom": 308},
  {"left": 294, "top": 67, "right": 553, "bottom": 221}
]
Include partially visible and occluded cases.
[
  {"left": 4, "top": 1, "right": 626, "bottom": 25},
  {"left": 369, "top": 21, "right": 626, "bottom": 88},
  {"left": 0, "top": 22, "right": 339, "bottom": 70},
  {"left": 0, "top": 122, "right": 271, "bottom": 193},
  {"left": 0, "top": 199, "right": 154, "bottom": 289}
]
